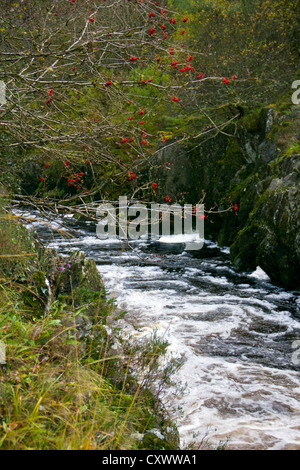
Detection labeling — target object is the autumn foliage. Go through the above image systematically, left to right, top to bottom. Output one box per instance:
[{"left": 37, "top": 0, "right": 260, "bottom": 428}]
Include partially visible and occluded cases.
[{"left": 0, "top": 0, "right": 298, "bottom": 200}]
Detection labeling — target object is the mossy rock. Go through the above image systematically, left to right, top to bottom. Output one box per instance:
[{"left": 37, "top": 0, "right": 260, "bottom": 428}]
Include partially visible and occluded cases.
[
  {"left": 230, "top": 221, "right": 263, "bottom": 273},
  {"left": 55, "top": 251, "right": 104, "bottom": 294},
  {"left": 72, "top": 251, "right": 104, "bottom": 292},
  {"left": 32, "top": 270, "right": 48, "bottom": 289},
  {"left": 138, "top": 420, "right": 180, "bottom": 450},
  {"left": 140, "top": 432, "right": 174, "bottom": 450}
]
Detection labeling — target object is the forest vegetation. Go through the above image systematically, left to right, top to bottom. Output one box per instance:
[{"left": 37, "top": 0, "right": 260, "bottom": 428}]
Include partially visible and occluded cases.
[{"left": 0, "top": 0, "right": 299, "bottom": 450}]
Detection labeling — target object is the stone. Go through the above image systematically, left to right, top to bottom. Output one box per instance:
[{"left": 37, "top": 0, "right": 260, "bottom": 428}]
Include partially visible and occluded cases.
[
  {"left": 155, "top": 101, "right": 300, "bottom": 288},
  {"left": 55, "top": 250, "right": 104, "bottom": 295}
]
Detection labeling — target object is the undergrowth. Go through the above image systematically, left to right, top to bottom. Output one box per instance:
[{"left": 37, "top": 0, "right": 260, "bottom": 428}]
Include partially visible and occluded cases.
[{"left": 0, "top": 198, "right": 181, "bottom": 450}]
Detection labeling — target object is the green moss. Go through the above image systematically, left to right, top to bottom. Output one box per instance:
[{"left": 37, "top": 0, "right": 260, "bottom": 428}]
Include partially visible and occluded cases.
[
  {"left": 239, "top": 106, "right": 265, "bottom": 133},
  {"left": 230, "top": 220, "right": 263, "bottom": 272},
  {"left": 32, "top": 270, "right": 47, "bottom": 289},
  {"left": 139, "top": 432, "right": 175, "bottom": 450}
]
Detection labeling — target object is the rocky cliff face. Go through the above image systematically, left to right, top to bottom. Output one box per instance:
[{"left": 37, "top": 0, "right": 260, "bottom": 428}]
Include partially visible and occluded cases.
[{"left": 155, "top": 101, "right": 300, "bottom": 289}]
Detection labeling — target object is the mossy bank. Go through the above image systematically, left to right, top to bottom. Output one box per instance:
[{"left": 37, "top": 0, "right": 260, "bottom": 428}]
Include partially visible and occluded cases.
[{"left": 155, "top": 96, "right": 300, "bottom": 289}]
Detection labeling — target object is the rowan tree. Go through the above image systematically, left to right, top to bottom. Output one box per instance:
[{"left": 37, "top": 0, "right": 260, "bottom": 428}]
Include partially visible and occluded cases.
[
  {"left": 0, "top": 0, "right": 298, "bottom": 203},
  {"left": 0, "top": 0, "right": 240, "bottom": 199}
]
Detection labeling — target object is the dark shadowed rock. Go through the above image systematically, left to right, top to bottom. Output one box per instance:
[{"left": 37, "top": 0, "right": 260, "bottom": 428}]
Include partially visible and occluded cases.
[{"left": 155, "top": 103, "right": 300, "bottom": 288}]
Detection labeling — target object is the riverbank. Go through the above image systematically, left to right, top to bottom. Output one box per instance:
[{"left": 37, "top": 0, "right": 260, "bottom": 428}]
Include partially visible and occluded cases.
[
  {"left": 155, "top": 96, "right": 300, "bottom": 289},
  {"left": 0, "top": 197, "right": 181, "bottom": 450},
  {"left": 2, "top": 197, "right": 300, "bottom": 449}
]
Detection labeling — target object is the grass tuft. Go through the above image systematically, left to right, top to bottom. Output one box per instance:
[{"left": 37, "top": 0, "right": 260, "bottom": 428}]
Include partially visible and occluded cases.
[{"left": 0, "top": 200, "right": 181, "bottom": 450}]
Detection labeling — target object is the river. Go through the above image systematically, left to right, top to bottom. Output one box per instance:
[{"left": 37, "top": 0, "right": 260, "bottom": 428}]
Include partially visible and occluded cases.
[{"left": 16, "top": 209, "right": 300, "bottom": 450}]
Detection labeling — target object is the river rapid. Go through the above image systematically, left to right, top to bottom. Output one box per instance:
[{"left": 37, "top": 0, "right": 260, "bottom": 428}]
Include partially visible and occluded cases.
[{"left": 16, "top": 209, "right": 300, "bottom": 450}]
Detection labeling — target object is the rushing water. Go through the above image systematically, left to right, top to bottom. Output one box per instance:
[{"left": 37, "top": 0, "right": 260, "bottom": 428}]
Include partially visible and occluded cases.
[{"left": 16, "top": 209, "right": 300, "bottom": 450}]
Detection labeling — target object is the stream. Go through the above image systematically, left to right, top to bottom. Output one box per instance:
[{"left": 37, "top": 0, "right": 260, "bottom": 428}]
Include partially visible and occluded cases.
[{"left": 16, "top": 209, "right": 300, "bottom": 450}]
